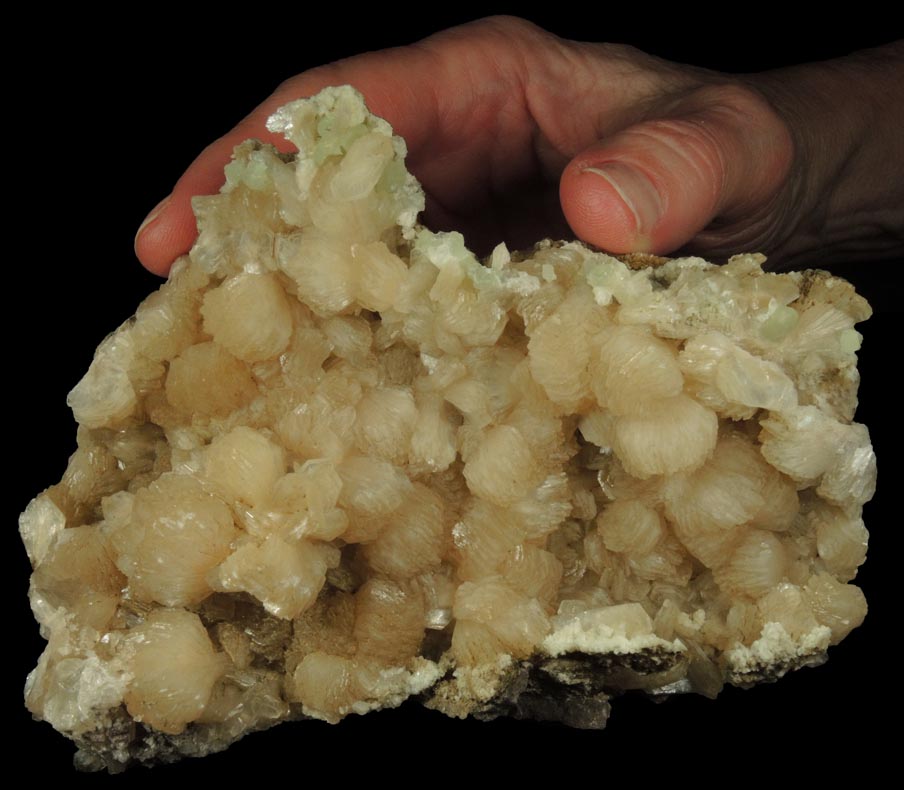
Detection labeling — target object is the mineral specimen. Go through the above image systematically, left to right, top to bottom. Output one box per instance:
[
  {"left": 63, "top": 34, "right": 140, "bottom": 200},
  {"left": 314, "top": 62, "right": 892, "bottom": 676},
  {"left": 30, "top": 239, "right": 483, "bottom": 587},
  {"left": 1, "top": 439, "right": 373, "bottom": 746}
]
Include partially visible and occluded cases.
[{"left": 20, "top": 86, "right": 876, "bottom": 771}]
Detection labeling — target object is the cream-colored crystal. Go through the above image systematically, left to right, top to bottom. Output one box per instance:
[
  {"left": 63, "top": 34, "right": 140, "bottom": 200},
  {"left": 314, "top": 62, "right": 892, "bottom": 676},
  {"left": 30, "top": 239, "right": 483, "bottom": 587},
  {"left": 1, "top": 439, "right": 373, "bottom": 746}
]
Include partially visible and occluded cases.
[
  {"left": 22, "top": 86, "right": 876, "bottom": 770},
  {"left": 201, "top": 272, "right": 294, "bottom": 362},
  {"left": 110, "top": 474, "right": 236, "bottom": 608},
  {"left": 123, "top": 609, "right": 228, "bottom": 735}
]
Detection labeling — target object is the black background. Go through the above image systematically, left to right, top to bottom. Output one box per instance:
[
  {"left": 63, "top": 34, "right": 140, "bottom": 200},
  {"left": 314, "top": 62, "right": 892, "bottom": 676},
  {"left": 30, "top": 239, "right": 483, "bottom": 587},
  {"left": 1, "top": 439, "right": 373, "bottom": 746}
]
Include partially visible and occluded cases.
[{"left": 12, "top": 9, "right": 901, "bottom": 782}]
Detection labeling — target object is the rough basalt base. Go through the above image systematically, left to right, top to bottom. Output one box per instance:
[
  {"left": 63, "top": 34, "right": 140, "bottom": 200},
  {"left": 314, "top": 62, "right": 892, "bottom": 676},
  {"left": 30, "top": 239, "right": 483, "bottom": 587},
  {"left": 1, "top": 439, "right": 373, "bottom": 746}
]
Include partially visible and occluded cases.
[{"left": 21, "top": 87, "right": 875, "bottom": 770}]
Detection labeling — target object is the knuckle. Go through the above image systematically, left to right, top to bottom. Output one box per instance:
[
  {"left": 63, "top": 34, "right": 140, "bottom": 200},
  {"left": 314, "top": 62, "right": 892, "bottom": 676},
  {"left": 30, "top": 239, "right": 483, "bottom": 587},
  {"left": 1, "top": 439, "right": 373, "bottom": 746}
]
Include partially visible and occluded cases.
[
  {"left": 468, "top": 15, "right": 548, "bottom": 39},
  {"left": 695, "top": 82, "right": 779, "bottom": 126}
]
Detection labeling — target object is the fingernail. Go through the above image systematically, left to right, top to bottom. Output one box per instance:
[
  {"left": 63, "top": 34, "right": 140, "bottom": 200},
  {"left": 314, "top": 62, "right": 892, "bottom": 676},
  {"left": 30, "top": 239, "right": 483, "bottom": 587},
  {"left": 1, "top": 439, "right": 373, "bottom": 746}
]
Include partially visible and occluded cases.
[
  {"left": 582, "top": 163, "right": 663, "bottom": 238},
  {"left": 135, "top": 195, "right": 172, "bottom": 242}
]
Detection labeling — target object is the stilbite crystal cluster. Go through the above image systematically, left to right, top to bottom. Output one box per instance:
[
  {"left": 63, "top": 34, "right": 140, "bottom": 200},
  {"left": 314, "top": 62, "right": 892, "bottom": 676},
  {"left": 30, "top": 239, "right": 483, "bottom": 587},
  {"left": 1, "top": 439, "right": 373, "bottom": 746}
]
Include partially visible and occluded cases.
[{"left": 21, "top": 86, "right": 876, "bottom": 770}]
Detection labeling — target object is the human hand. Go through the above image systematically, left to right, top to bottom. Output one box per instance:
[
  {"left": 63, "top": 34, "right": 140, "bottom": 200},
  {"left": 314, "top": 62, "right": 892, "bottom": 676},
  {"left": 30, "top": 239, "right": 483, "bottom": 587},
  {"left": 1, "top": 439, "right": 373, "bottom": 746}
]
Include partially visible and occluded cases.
[{"left": 134, "top": 17, "right": 903, "bottom": 276}]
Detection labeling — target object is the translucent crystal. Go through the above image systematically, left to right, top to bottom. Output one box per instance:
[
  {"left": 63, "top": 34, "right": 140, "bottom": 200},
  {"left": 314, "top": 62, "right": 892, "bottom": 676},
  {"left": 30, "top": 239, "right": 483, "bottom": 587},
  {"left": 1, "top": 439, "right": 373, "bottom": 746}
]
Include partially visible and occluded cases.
[{"left": 21, "top": 86, "right": 875, "bottom": 771}]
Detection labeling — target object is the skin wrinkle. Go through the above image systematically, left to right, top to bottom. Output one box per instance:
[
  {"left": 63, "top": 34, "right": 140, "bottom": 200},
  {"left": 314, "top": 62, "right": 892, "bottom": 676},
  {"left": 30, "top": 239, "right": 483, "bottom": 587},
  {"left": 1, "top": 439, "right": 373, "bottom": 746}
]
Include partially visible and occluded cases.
[
  {"left": 414, "top": 22, "right": 586, "bottom": 246},
  {"left": 489, "top": 29, "right": 577, "bottom": 185},
  {"left": 417, "top": 32, "right": 525, "bottom": 210},
  {"left": 520, "top": 41, "right": 576, "bottom": 173},
  {"left": 581, "top": 46, "right": 706, "bottom": 139},
  {"left": 536, "top": 49, "right": 608, "bottom": 153},
  {"left": 493, "top": 50, "right": 569, "bottom": 243},
  {"left": 521, "top": 63, "right": 618, "bottom": 245},
  {"left": 586, "top": 63, "right": 666, "bottom": 141},
  {"left": 712, "top": 82, "right": 806, "bottom": 264},
  {"left": 657, "top": 89, "right": 793, "bottom": 257},
  {"left": 706, "top": 90, "right": 791, "bottom": 206},
  {"left": 613, "top": 122, "right": 723, "bottom": 199},
  {"left": 645, "top": 124, "right": 722, "bottom": 220}
]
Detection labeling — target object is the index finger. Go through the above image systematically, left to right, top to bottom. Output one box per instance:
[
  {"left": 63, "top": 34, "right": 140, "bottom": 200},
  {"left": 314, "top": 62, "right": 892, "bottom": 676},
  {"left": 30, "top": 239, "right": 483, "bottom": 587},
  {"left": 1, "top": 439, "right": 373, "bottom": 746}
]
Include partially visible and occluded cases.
[{"left": 135, "top": 18, "right": 539, "bottom": 275}]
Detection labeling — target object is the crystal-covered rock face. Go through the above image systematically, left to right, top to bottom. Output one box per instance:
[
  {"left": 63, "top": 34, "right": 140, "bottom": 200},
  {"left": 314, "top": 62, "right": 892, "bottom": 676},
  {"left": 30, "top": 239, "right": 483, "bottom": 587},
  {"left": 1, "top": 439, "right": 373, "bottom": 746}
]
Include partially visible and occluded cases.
[{"left": 20, "top": 86, "right": 876, "bottom": 771}]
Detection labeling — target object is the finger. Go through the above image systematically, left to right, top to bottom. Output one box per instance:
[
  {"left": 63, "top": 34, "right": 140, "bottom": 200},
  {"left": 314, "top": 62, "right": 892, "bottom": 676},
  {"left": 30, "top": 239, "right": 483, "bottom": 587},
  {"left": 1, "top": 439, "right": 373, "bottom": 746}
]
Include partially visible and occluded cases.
[
  {"left": 134, "top": 17, "right": 557, "bottom": 275},
  {"left": 134, "top": 54, "right": 446, "bottom": 276},
  {"left": 559, "top": 84, "right": 793, "bottom": 256}
]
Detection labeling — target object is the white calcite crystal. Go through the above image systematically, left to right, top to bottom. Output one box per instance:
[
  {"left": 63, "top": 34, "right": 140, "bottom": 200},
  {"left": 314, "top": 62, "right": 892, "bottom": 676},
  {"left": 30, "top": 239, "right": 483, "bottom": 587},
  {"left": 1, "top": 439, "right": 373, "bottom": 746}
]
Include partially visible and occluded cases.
[{"left": 20, "top": 86, "right": 876, "bottom": 770}]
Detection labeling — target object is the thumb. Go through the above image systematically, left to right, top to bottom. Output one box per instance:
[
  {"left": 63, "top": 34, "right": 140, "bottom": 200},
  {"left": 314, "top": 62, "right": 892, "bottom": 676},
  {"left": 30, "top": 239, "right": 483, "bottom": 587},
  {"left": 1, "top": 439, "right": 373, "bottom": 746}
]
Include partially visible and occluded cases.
[{"left": 559, "top": 85, "right": 792, "bottom": 256}]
